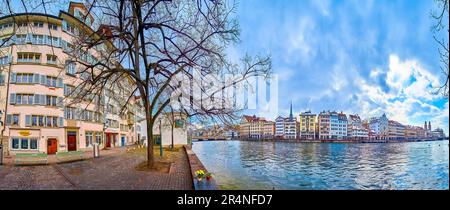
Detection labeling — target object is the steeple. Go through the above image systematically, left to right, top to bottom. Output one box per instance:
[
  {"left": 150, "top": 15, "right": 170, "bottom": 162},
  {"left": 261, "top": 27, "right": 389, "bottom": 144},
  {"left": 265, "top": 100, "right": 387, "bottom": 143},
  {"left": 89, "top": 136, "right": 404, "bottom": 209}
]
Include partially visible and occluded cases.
[
  {"left": 289, "top": 100, "right": 293, "bottom": 121},
  {"left": 424, "top": 121, "right": 427, "bottom": 130},
  {"left": 428, "top": 121, "right": 431, "bottom": 131}
]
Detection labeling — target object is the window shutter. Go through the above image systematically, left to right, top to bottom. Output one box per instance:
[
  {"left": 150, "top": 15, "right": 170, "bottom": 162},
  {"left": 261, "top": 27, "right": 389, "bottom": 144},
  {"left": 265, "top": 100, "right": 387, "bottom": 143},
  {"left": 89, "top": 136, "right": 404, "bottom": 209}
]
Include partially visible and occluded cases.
[
  {"left": 62, "top": 20, "right": 67, "bottom": 31},
  {"left": 26, "top": 33, "right": 32, "bottom": 44},
  {"left": 61, "top": 40, "right": 67, "bottom": 52},
  {"left": 7, "top": 54, "right": 12, "bottom": 64},
  {"left": 11, "top": 72, "right": 16, "bottom": 83},
  {"left": 0, "top": 73, "right": 4, "bottom": 86},
  {"left": 33, "top": 74, "right": 40, "bottom": 83},
  {"left": 40, "top": 74, "right": 46, "bottom": 85},
  {"left": 57, "top": 78, "right": 63, "bottom": 88},
  {"left": 9, "top": 93, "right": 16, "bottom": 104},
  {"left": 34, "top": 94, "right": 40, "bottom": 104},
  {"left": 40, "top": 95, "right": 46, "bottom": 105},
  {"left": 57, "top": 97, "right": 63, "bottom": 107},
  {"left": 5, "top": 114, "right": 12, "bottom": 125},
  {"left": 25, "top": 115, "right": 31, "bottom": 126},
  {"left": 58, "top": 117, "right": 64, "bottom": 127}
]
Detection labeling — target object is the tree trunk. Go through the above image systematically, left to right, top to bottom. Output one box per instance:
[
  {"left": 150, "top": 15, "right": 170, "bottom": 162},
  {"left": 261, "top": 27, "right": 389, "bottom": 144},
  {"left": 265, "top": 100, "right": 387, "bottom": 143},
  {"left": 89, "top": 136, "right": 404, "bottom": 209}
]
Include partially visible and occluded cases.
[{"left": 146, "top": 118, "right": 154, "bottom": 167}]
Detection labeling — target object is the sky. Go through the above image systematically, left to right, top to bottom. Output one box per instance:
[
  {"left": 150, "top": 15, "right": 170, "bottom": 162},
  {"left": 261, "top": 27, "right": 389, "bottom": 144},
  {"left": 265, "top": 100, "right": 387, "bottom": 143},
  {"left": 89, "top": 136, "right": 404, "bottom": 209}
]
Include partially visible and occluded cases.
[
  {"left": 3, "top": 0, "right": 448, "bottom": 134},
  {"left": 228, "top": 0, "right": 449, "bottom": 135}
]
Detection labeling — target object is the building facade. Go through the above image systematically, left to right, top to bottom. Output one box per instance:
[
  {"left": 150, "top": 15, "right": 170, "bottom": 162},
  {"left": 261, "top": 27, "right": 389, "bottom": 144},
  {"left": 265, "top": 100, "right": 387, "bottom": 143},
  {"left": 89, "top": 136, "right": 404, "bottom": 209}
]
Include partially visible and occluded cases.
[
  {"left": 0, "top": 2, "right": 139, "bottom": 156},
  {"left": 298, "top": 111, "right": 316, "bottom": 140},
  {"left": 369, "top": 113, "right": 389, "bottom": 140},
  {"left": 347, "top": 114, "right": 368, "bottom": 140},
  {"left": 239, "top": 115, "right": 274, "bottom": 140}
]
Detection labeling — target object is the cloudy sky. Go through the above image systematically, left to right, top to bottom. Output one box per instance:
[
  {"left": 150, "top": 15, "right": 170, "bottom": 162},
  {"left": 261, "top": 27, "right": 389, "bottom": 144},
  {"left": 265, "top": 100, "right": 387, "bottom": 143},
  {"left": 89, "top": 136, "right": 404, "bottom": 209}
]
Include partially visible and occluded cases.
[{"left": 230, "top": 0, "right": 449, "bottom": 135}]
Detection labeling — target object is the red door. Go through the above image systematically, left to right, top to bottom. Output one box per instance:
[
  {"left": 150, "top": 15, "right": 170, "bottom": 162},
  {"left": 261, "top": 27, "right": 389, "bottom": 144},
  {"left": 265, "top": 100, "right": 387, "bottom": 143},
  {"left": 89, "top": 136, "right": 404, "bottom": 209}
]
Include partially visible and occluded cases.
[
  {"left": 106, "top": 133, "right": 111, "bottom": 148},
  {"left": 67, "top": 134, "right": 77, "bottom": 151},
  {"left": 47, "top": 139, "right": 57, "bottom": 155}
]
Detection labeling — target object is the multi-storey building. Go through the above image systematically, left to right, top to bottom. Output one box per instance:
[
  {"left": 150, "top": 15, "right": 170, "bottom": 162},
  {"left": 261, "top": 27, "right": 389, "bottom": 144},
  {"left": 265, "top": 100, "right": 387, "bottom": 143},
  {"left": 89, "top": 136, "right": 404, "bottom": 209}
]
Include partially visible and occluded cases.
[
  {"left": 0, "top": 2, "right": 138, "bottom": 155},
  {"left": 274, "top": 103, "right": 297, "bottom": 139},
  {"left": 298, "top": 111, "right": 316, "bottom": 140},
  {"left": 318, "top": 111, "right": 331, "bottom": 139},
  {"left": 369, "top": 113, "right": 389, "bottom": 140},
  {"left": 347, "top": 114, "right": 368, "bottom": 140},
  {"left": 239, "top": 115, "right": 274, "bottom": 140},
  {"left": 387, "top": 120, "right": 405, "bottom": 140}
]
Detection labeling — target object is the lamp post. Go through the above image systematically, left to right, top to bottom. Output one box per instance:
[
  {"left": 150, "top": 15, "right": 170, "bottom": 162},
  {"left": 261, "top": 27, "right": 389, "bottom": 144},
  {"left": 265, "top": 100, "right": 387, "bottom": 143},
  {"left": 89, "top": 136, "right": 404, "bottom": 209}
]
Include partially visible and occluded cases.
[{"left": 158, "top": 102, "right": 163, "bottom": 157}]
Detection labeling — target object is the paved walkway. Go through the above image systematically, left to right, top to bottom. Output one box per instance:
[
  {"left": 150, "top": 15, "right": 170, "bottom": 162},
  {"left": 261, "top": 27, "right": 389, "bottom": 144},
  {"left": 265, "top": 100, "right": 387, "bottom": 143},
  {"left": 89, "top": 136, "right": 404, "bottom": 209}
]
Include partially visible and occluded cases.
[{"left": 0, "top": 147, "right": 193, "bottom": 190}]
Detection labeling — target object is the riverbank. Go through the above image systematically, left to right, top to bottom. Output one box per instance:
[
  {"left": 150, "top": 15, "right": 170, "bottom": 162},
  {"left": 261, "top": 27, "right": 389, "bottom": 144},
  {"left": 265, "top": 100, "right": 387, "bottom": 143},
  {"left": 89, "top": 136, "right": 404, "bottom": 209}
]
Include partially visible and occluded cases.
[{"left": 237, "top": 138, "right": 449, "bottom": 143}]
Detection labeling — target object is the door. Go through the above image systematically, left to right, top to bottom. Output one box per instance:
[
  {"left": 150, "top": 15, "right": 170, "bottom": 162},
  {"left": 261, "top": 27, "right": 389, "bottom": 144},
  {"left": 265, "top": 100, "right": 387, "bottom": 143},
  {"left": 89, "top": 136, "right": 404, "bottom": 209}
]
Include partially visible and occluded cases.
[
  {"left": 106, "top": 133, "right": 111, "bottom": 148},
  {"left": 67, "top": 134, "right": 77, "bottom": 151},
  {"left": 121, "top": 136, "right": 125, "bottom": 147},
  {"left": 47, "top": 139, "right": 57, "bottom": 155}
]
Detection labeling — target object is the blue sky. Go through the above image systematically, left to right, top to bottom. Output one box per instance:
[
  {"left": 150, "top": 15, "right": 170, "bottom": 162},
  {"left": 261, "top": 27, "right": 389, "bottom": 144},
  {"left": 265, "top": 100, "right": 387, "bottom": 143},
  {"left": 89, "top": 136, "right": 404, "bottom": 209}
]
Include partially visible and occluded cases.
[
  {"left": 5, "top": 0, "right": 448, "bottom": 134},
  {"left": 228, "top": 0, "right": 449, "bottom": 134}
]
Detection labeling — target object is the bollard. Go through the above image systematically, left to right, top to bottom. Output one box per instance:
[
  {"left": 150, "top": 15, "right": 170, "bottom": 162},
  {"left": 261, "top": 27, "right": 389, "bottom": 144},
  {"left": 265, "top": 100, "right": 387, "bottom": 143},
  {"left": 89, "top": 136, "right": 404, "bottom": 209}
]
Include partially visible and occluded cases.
[{"left": 93, "top": 143, "right": 100, "bottom": 158}]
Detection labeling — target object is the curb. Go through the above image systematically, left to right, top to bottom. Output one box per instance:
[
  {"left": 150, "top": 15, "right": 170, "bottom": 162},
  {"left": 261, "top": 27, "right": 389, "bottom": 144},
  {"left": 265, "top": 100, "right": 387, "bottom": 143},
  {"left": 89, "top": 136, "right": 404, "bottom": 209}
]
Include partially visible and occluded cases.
[{"left": 183, "top": 145, "right": 219, "bottom": 190}]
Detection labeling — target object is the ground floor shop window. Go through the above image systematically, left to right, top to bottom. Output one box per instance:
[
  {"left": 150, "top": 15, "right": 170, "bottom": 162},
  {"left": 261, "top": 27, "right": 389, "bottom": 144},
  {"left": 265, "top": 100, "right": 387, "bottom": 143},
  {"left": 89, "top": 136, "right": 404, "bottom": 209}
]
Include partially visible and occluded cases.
[{"left": 11, "top": 137, "right": 38, "bottom": 150}]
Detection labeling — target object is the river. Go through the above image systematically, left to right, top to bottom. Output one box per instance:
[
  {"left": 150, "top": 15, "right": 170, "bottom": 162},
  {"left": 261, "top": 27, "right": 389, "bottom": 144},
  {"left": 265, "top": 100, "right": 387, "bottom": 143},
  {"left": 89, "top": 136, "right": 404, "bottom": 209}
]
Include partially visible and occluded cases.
[{"left": 192, "top": 140, "right": 449, "bottom": 190}]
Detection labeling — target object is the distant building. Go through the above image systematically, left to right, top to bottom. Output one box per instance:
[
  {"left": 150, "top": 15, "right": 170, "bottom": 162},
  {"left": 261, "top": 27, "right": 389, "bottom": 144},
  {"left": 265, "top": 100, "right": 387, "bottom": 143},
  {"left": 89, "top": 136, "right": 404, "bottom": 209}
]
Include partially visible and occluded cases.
[
  {"left": 274, "top": 102, "right": 297, "bottom": 139},
  {"left": 299, "top": 111, "right": 316, "bottom": 140},
  {"left": 318, "top": 111, "right": 347, "bottom": 140},
  {"left": 369, "top": 113, "right": 389, "bottom": 140},
  {"left": 347, "top": 114, "right": 368, "bottom": 140},
  {"left": 239, "top": 115, "right": 274, "bottom": 140},
  {"left": 387, "top": 120, "right": 405, "bottom": 140}
]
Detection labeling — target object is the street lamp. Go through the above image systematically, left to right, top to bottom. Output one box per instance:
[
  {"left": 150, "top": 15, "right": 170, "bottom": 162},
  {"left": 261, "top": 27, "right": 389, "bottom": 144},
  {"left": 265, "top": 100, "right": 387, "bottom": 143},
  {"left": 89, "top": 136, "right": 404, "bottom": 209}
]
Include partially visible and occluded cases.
[{"left": 158, "top": 102, "right": 163, "bottom": 157}]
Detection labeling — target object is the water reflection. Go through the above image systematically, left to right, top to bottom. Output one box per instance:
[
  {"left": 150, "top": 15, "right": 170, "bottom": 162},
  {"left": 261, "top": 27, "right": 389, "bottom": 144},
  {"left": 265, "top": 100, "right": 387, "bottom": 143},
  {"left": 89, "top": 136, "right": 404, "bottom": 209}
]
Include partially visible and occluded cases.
[{"left": 192, "top": 140, "right": 449, "bottom": 190}]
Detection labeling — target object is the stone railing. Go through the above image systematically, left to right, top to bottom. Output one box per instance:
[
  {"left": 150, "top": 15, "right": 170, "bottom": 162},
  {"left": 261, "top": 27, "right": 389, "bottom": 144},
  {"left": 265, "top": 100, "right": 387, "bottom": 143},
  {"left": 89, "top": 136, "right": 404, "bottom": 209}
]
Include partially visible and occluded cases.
[{"left": 183, "top": 145, "right": 219, "bottom": 190}]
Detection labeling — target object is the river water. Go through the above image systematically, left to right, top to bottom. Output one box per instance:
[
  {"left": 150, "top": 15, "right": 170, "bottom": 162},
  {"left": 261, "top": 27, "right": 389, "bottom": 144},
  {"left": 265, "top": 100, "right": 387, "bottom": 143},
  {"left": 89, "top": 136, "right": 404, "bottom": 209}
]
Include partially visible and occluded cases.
[{"left": 192, "top": 140, "right": 449, "bottom": 190}]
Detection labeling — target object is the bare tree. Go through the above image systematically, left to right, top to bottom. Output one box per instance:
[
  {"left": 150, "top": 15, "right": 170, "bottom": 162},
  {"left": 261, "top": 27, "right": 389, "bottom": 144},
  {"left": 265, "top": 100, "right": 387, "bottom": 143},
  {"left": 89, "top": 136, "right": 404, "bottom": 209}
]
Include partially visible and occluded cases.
[
  {"left": 67, "top": 0, "right": 271, "bottom": 167},
  {"left": 431, "top": 0, "right": 449, "bottom": 99}
]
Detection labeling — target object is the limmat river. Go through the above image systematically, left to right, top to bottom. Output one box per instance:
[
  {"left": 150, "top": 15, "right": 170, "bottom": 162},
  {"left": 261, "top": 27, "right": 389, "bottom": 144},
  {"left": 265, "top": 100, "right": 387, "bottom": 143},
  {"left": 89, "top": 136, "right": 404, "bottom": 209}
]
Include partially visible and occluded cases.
[{"left": 192, "top": 140, "right": 449, "bottom": 190}]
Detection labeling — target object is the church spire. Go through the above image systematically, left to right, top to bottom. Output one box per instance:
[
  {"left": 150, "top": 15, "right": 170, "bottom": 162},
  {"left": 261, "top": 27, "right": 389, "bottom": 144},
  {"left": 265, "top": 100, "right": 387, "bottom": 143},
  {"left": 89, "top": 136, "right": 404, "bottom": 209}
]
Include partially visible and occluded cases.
[{"left": 289, "top": 100, "right": 293, "bottom": 121}]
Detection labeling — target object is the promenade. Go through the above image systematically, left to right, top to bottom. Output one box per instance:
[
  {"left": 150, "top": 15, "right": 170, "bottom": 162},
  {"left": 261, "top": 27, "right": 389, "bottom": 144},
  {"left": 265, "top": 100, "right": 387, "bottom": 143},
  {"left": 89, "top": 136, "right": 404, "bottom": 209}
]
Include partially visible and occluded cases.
[{"left": 0, "top": 147, "right": 194, "bottom": 190}]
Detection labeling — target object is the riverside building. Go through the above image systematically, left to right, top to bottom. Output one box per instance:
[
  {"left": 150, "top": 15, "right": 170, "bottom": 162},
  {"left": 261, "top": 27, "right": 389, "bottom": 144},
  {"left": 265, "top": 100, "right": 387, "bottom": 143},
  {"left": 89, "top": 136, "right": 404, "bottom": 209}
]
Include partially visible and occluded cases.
[
  {"left": 0, "top": 2, "right": 138, "bottom": 156},
  {"left": 298, "top": 111, "right": 316, "bottom": 140}
]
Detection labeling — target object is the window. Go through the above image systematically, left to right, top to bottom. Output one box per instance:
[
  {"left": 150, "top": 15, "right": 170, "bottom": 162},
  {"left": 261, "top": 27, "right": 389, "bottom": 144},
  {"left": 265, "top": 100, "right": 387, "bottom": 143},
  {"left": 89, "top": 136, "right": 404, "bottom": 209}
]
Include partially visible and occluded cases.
[
  {"left": 0, "top": 22, "right": 13, "bottom": 30},
  {"left": 17, "top": 22, "right": 28, "bottom": 27},
  {"left": 34, "top": 22, "right": 44, "bottom": 28},
  {"left": 48, "top": 23, "right": 58, "bottom": 30},
  {"left": 67, "top": 24, "right": 77, "bottom": 34},
  {"left": 16, "top": 34, "right": 27, "bottom": 44},
  {"left": 32, "top": 35, "right": 44, "bottom": 44},
  {"left": 17, "top": 53, "right": 41, "bottom": 63},
  {"left": 46, "top": 54, "right": 57, "bottom": 65},
  {"left": 0, "top": 56, "right": 9, "bottom": 65},
  {"left": 65, "top": 61, "right": 76, "bottom": 75},
  {"left": 15, "top": 73, "right": 34, "bottom": 84},
  {"left": 46, "top": 76, "right": 57, "bottom": 87},
  {"left": 64, "top": 85, "right": 75, "bottom": 96},
  {"left": 15, "top": 94, "right": 34, "bottom": 105},
  {"left": 46, "top": 95, "right": 57, "bottom": 106},
  {"left": 65, "top": 107, "right": 76, "bottom": 120},
  {"left": 12, "top": 114, "right": 20, "bottom": 126},
  {"left": 86, "top": 132, "right": 93, "bottom": 147},
  {"left": 95, "top": 133, "right": 102, "bottom": 144},
  {"left": 11, "top": 138, "right": 38, "bottom": 150},
  {"left": 12, "top": 138, "right": 20, "bottom": 149},
  {"left": 21, "top": 138, "right": 29, "bottom": 149}
]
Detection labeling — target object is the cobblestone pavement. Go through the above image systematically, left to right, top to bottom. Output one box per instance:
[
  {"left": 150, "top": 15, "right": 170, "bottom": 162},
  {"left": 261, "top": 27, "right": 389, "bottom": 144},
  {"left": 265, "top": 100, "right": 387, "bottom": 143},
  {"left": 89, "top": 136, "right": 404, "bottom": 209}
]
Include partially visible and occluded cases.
[{"left": 0, "top": 148, "right": 193, "bottom": 190}]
